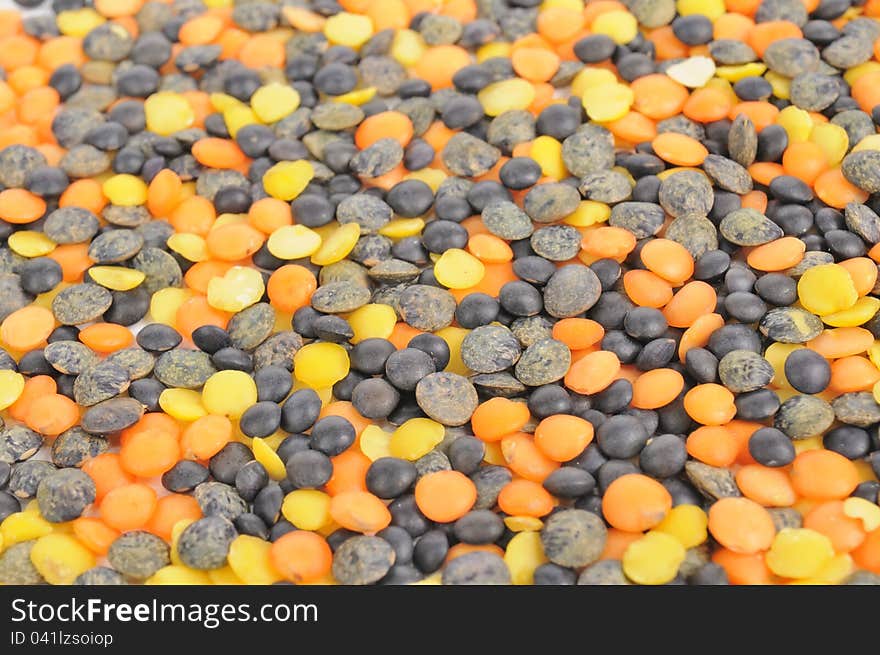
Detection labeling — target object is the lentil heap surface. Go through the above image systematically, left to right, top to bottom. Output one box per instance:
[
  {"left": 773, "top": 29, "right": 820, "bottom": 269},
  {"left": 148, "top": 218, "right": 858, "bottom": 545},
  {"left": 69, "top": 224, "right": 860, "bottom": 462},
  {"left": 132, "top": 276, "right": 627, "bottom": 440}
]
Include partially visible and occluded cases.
[{"left": 0, "top": 0, "right": 879, "bottom": 587}]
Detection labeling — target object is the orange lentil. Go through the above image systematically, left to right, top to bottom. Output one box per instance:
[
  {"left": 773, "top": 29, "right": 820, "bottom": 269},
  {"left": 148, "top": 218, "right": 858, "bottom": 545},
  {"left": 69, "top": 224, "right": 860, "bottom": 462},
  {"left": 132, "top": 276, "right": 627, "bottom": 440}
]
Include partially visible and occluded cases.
[
  {"left": 414, "top": 45, "right": 472, "bottom": 90},
  {"left": 630, "top": 74, "right": 689, "bottom": 120},
  {"left": 682, "top": 87, "right": 734, "bottom": 123},
  {"left": 355, "top": 111, "right": 414, "bottom": 150},
  {"left": 651, "top": 132, "right": 709, "bottom": 166},
  {"left": 192, "top": 138, "right": 248, "bottom": 169},
  {"left": 782, "top": 141, "right": 829, "bottom": 186},
  {"left": 814, "top": 167, "right": 869, "bottom": 208},
  {"left": 146, "top": 168, "right": 183, "bottom": 217},
  {"left": 0, "top": 188, "right": 46, "bottom": 223},
  {"left": 169, "top": 195, "right": 216, "bottom": 235},
  {"left": 248, "top": 197, "right": 292, "bottom": 235},
  {"left": 204, "top": 222, "right": 265, "bottom": 261},
  {"left": 580, "top": 226, "right": 637, "bottom": 260},
  {"left": 467, "top": 233, "right": 513, "bottom": 263},
  {"left": 746, "top": 236, "right": 806, "bottom": 271},
  {"left": 640, "top": 238, "right": 694, "bottom": 286},
  {"left": 838, "top": 257, "right": 877, "bottom": 296},
  {"left": 622, "top": 269, "right": 675, "bottom": 308},
  {"left": 662, "top": 281, "right": 717, "bottom": 328},
  {"left": 175, "top": 296, "right": 231, "bottom": 341},
  {"left": 0, "top": 305, "right": 54, "bottom": 351},
  {"left": 678, "top": 313, "right": 725, "bottom": 359},
  {"left": 551, "top": 318, "right": 604, "bottom": 351},
  {"left": 78, "top": 323, "right": 134, "bottom": 353},
  {"left": 807, "top": 327, "right": 874, "bottom": 359},
  {"left": 564, "top": 349, "right": 621, "bottom": 395},
  {"left": 828, "top": 356, "right": 880, "bottom": 394},
  {"left": 630, "top": 368, "right": 684, "bottom": 409},
  {"left": 8, "top": 375, "right": 55, "bottom": 422},
  {"left": 684, "top": 383, "right": 737, "bottom": 426},
  {"left": 23, "top": 394, "right": 79, "bottom": 437},
  {"left": 471, "top": 397, "right": 531, "bottom": 442},
  {"left": 180, "top": 414, "right": 233, "bottom": 461},
  {"left": 533, "top": 414, "right": 594, "bottom": 462},
  {"left": 686, "top": 426, "right": 739, "bottom": 468},
  {"left": 120, "top": 428, "right": 181, "bottom": 478},
  {"left": 500, "top": 432, "right": 560, "bottom": 483},
  {"left": 325, "top": 450, "right": 370, "bottom": 496},
  {"left": 790, "top": 450, "right": 859, "bottom": 500},
  {"left": 82, "top": 454, "right": 133, "bottom": 503},
  {"left": 735, "top": 465, "right": 797, "bottom": 507},
  {"left": 414, "top": 470, "right": 477, "bottom": 522},
  {"left": 602, "top": 474, "right": 671, "bottom": 533},
  {"left": 497, "top": 479, "right": 555, "bottom": 518},
  {"left": 99, "top": 482, "right": 157, "bottom": 532},
  {"left": 329, "top": 491, "right": 392, "bottom": 533},
  {"left": 146, "top": 494, "right": 202, "bottom": 542},
  {"left": 708, "top": 497, "right": 776, "bottom": 554},
  {"left": 803, "top": 501, "right": 866, "bottom": 554},
  {"left": 72, "top": 518, "right": 119, "bottom": 557},
  {"left": 599, "top": 529, "right": 643, "bottom": 561},
  {"left": 852, "top": 529, "right": 880, "bottom": 574},
  {"left": 270, "top": 531, "right": 333, "bottom": 584},
  {"left": 712, "top": 548, "right": 774, "bottom": 585}
]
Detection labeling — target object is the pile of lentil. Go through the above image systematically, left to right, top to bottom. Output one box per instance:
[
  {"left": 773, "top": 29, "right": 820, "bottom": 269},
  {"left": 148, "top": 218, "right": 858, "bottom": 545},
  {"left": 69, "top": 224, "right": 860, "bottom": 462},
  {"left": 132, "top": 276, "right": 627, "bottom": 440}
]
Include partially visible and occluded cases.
[{"left": 0, "top": 0, "right": 880, "bottom": 587}]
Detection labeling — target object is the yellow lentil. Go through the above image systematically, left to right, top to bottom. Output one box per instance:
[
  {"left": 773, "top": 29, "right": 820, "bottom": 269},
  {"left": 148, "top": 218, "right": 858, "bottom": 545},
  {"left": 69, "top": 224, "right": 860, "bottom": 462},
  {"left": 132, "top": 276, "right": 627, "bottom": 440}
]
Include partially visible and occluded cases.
[
  {"left": 478, "top": 78, "right": 536, "bottom": 117},
  {"left": 251, "top": 83, "right": 301, "bottom": 124},
  {"left": 144, "top": 92, "right": 195, "bottom": 136},
  {"left": 262, "top": 161, "right": 314, "bottom": 201},
  {"left": 310, "top": 223, "right": 360, "bottom": 266},
  {"left": 267, "top": 224, "right": 322, "bottom": 260},
  {"left": 433, "top": 248, "right": 485, "bottom": 289},
  {"left": 797, "top": 263, "right": 858, "bottom": 315},
  {"left": 87, "top": 266, "right": 146, "bottom": 291},
  {"left": 206, "top": 266, "right": 265, "bottom": 313},
  {"left": 293, "top": 342, "right": 350, "bottom": 388},
  {"left": 0, "top": 370, "right": 25, "bottom": 410},
  {"left": 202, "top": 370, "right": 258, "bottom": 419},
  {"left": 158, "top": 388, "right": 207, "bottom": 422},
  {"left": 389, "top": 417, "right": 445, "bottom": 461},
  {"left": 281, "top": 490, "right": 332, "bottom": 530},
  {"left": 766, "top": 528, "right": 834, "bottom": 579},
  {"left": 504, "top": 531, "right": 548, "bottom": 585},
  {"left": 622, "top": 531, "right": 686, "bottom": 585},
  {"left": 30, "top": 533, "right": 95, "bottom": 585}
]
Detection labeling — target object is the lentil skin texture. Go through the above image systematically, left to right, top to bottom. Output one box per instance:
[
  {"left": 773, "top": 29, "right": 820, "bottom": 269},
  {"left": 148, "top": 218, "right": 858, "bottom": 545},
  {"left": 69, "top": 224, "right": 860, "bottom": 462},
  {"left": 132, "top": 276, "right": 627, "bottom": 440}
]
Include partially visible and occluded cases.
[{"left": 0, "top": 0, "right": 879, "bottom": 590}]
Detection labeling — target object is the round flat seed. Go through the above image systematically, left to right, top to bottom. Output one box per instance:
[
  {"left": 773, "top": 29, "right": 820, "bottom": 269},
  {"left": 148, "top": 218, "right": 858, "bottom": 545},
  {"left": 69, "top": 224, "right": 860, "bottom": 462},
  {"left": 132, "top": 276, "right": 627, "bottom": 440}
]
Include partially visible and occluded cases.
[
  {"left": 441, "top": 133, "right": 501, "bottom": 177},
  {"left": 658, "top": 170, "right": 714, "bottom": 218},
  {"left": 336, "top": 193, "right": 393, "bottom": 234},
  {"left": 481, "top": 200, "right": 534, "bottom": 240},
  {"left": 610, "top": 202, "right": 666, "bottom": 239},
  {"left": 43, "top": 207, "right": 100, "bottom": 244},
  {"left": 720, "top": 208, "right": 784, "bottom": 245},
  {"left": 88, "top": 229, "right": 145, "bottom": 263},
  {"left": 131, "top": 248, "right": 183, "bottom": 295},
  {"left": 544, "top": 265, "right": 602, "bottom": 318},
  {"left": 311, "top": 282, "right": 371, "bottom": 314},
  {"left": 52, "top": 283, "right": 113, "bottom": 325},
  {"left": 398, "top": 285, "right": 456, "bottom": 331},
  {"left": 227, "top": 303, "right": 275, "bottom": 351},
  {"left": 759, "top": 307, "right": 823, "bottom": 343},
  {"left": 461, "top": 325, "right": 522, "bottom": 373},
  {"left": 515, "top": 339, "right": 571, "bottom": 386},
  {"left": 44, "top": 341, "right": 98, "bottom": 375},
  {"left": 104, "top": 347, "right": 155, "bottom": 380},
  {"left": 154, "top": 350, "right": 217, "bottom": 389},
  {"left": 74, "top": 361, "right": 130, "bottom": 406},
  {"left": 415, "top": 372, "right": 479, "bottom": 426},
  {"left": 775, "top": 394, "right": 835, "bottom": 439},
  {"left": 81, "top": 397, "right": 145, "bottom": 434},
  {"left": 541, "top": 509, "right": 606, "bottom": 568}
]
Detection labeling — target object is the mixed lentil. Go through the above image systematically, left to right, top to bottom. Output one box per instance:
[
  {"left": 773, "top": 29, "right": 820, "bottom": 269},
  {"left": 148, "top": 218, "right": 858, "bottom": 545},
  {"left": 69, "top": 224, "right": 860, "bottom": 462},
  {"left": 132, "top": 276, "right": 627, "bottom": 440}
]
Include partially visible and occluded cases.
[{"left": 0, "top": 0, "right": 879, "bottom": 587}]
